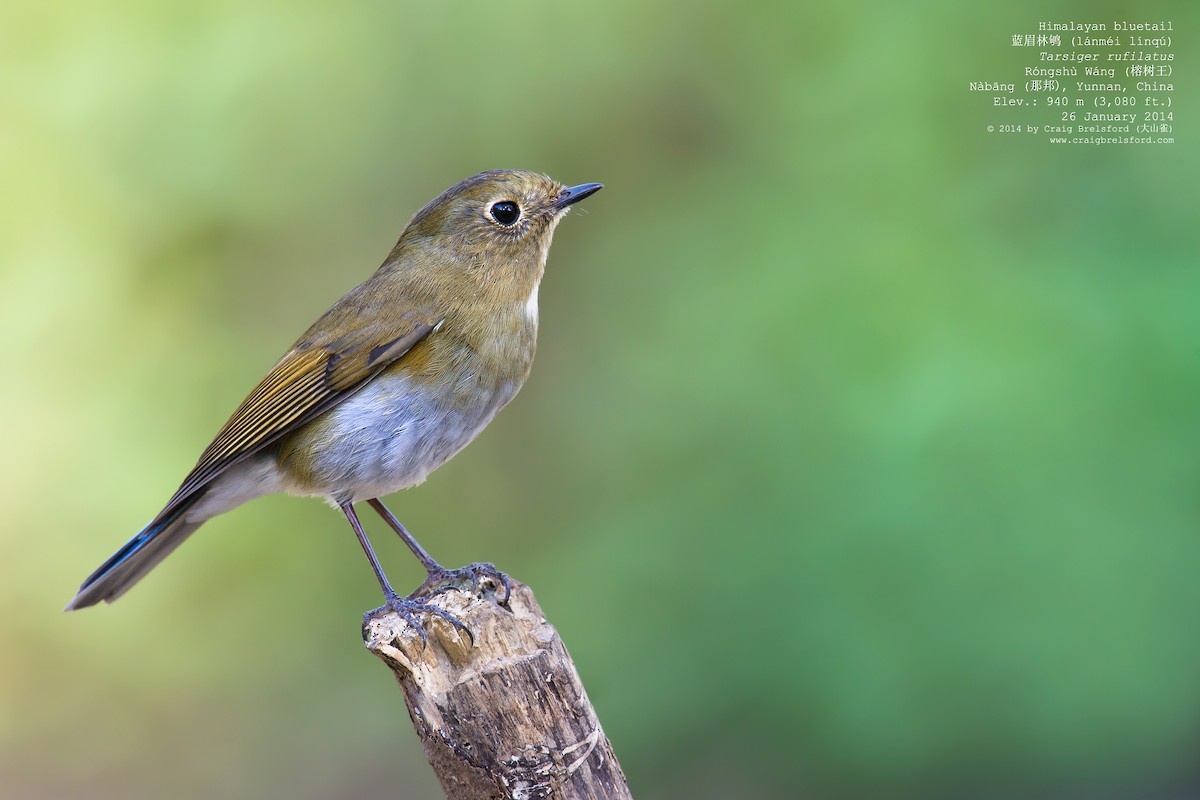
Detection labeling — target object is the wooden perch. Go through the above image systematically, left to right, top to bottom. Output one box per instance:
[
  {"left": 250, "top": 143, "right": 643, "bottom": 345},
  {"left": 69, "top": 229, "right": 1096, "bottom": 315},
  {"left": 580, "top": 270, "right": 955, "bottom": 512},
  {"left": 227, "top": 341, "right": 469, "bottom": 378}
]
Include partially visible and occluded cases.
[{"left": 362, "top": 576, "right": 632, "bottom": 800}]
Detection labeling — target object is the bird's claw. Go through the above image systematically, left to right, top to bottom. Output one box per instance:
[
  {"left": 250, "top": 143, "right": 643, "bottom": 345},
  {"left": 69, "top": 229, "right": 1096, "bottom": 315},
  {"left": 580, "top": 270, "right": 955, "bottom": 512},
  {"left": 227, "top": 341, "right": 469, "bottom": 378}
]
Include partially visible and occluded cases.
[
  {"left": 413, "top": 562, "right": 511, "bottom": 606},
  {"left": 364, "top": 590, "right": 474, "bottom": 649}
]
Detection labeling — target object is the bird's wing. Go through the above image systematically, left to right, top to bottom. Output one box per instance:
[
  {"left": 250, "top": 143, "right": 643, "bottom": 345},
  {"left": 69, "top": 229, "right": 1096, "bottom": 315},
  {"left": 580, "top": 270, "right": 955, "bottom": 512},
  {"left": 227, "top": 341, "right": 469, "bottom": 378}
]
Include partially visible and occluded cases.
[{"left": 158, "top": 306, "right": 440, "bottom": 520}]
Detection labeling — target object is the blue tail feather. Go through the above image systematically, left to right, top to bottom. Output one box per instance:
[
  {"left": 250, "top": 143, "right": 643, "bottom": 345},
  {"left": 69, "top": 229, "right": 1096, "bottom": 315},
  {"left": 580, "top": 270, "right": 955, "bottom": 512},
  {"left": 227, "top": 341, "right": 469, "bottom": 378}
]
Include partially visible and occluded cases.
[{"left": 66, "top": 502, "right": 203, "bottom": 610}]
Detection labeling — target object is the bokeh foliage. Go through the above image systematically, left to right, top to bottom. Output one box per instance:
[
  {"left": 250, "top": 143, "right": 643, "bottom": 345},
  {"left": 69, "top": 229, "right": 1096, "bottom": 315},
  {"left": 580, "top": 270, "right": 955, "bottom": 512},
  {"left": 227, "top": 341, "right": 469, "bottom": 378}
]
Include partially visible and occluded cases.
[{"left": 2, "top": 1, "right": 1198, "bottom": 798}]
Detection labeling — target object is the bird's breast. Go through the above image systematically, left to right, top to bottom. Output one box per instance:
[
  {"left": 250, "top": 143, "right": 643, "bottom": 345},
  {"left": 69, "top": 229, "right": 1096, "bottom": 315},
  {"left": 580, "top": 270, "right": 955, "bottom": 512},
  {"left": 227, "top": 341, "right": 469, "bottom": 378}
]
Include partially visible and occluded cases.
[{"left": 275, "top": 316, "right": 537, "bottom": 503}]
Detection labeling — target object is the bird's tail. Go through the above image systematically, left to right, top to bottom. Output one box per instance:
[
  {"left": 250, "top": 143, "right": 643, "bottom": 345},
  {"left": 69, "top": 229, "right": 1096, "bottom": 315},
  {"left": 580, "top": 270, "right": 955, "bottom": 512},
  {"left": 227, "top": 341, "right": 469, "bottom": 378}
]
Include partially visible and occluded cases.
[{"left": 65, "top": 503, "right": 204, "bottom": 611}]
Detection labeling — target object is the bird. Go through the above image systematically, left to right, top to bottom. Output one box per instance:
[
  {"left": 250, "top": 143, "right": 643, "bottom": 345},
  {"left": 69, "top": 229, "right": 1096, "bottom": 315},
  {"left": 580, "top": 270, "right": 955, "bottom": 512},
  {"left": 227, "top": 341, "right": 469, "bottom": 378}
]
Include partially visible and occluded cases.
[{"left": 66, "top": 169, "right": 602, "bottom": 634}]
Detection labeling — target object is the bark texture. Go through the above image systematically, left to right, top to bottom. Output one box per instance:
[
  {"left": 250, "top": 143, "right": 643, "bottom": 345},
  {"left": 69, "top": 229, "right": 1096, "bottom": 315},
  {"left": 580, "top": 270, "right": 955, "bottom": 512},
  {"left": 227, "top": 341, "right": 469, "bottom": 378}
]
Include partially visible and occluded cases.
[{"left": 363, "top": 577, "right": 632, "bottom": 800}]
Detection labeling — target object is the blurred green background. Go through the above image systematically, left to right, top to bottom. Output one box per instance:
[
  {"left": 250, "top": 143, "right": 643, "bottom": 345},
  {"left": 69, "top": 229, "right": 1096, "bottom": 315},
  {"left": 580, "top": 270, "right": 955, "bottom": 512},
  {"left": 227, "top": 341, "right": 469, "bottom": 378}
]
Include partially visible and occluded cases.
[{"left": 3, "top": 1, "right": 1198, "bottom": 798}]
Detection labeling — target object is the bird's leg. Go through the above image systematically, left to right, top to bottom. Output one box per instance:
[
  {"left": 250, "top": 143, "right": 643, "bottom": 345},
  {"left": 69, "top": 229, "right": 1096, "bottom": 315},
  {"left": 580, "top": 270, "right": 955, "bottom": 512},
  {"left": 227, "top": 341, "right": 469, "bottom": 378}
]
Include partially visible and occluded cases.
[
  {"left": 365, "top": 497, "right": 442, "bottom": 573},
  {"left": 366, "top": 498, "right": 511, "bottom": 605},
  {"left": 340, "top": 501, "right": 472, "bottom": 647}
]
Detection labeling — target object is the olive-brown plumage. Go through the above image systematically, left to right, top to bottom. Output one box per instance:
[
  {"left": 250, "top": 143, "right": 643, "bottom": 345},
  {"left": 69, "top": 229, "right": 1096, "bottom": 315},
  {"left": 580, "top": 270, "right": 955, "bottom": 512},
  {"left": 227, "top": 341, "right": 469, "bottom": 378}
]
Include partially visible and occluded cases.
[{"left": 67, "top": 170, "right": 602, "bottom": 615}]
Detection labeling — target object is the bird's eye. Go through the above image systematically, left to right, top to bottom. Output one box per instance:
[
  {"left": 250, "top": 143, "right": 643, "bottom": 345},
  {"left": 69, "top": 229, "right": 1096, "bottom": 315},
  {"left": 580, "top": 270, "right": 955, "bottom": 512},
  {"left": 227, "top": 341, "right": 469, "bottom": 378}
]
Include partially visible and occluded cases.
[{"left": 490, "top": 201, "right": 520, "bottom": 226}]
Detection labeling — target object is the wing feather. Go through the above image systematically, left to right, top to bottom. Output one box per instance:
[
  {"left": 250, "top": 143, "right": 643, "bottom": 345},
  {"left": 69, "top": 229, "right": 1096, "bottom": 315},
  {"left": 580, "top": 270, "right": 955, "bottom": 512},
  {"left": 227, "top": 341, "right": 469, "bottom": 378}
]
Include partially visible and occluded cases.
[{"left": 156, "top": 309, "right": 438, "bottom": 521}]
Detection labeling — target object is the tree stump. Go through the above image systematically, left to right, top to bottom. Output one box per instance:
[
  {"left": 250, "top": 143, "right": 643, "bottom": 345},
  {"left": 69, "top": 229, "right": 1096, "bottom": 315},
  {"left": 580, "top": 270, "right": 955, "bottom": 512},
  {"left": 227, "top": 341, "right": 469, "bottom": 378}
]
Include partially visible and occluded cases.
[{"left": 362, "top": 577, "right": 632, "bottom": 799}]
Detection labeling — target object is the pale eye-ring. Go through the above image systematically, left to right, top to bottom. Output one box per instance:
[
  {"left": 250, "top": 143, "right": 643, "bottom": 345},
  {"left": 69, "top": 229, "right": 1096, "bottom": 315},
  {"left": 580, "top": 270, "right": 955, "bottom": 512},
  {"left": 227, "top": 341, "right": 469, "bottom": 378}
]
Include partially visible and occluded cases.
[{"left": 490, "top": 201, "right": 520, "bottom": 226}]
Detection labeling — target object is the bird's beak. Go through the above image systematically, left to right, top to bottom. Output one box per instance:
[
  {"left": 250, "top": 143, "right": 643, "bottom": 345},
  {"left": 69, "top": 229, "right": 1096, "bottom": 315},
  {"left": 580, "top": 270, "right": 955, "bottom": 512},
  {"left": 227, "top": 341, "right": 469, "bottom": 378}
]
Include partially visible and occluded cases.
[{"left": 552, "top": 182, "right": 604, "bottom": 209}]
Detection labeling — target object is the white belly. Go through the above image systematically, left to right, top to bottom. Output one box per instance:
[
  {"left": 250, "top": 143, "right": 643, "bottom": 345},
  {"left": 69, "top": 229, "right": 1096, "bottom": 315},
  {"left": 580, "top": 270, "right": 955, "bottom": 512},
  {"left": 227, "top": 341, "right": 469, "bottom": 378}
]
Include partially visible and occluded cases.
[{"left": 285, "top": 373, "right": 518, "bottom": 503}]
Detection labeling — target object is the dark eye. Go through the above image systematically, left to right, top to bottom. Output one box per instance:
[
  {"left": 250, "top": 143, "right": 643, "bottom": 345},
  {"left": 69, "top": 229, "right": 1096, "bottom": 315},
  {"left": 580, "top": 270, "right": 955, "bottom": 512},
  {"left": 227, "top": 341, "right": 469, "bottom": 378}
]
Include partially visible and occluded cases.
[{"left": 490, "top": 201, "right": 520, "bottom": 226}]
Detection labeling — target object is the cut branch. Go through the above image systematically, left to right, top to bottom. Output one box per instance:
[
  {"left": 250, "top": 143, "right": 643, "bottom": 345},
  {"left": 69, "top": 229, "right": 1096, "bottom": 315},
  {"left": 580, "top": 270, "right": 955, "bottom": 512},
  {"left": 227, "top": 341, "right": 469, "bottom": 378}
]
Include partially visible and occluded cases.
[{"left": 363, "top": 577, "right": 632, "bottom": 800}]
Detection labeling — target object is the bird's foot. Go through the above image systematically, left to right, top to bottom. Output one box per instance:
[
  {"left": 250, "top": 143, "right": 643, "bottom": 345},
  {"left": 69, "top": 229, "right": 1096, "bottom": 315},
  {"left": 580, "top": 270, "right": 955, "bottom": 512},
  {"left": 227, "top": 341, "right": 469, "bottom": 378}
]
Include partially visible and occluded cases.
[
  {"left": 412, "top": 562, "right": 512, "bottom": 606},
  {"left": 364, "top": 590, "right": 474, "bottom": 649}
]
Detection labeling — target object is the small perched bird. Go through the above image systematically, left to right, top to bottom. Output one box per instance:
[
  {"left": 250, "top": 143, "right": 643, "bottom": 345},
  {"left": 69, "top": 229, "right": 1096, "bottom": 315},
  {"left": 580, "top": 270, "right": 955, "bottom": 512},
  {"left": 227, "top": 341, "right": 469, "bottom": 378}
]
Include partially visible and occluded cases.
[{"left": 66, "top": 170, "right": 602, "bottom": 630}]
